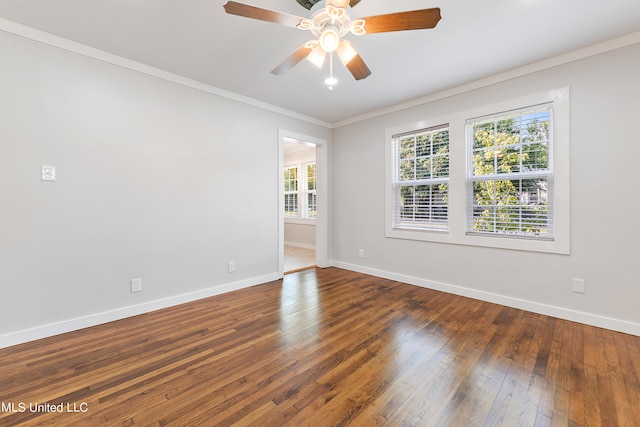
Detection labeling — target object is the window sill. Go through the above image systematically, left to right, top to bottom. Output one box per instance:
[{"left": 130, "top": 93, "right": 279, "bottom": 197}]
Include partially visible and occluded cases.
[
  {"left": 384, "top": 87, "right": 570, "bottom": 256},
  {"left": 285, "top": 218, "right": 317, "bottom": 225},
  {"left": 386, "top": 226, "right": 569, "bottom": 255}
]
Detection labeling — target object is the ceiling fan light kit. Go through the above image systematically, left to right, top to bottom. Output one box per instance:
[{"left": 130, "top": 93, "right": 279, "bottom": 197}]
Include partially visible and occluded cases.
[
  {"left": 223, "top": 0, "right": 441, "bottom": 87},
  {"left": 319, "top": 27, "right": 340, "bottom": 52},
  {"left": 336, "top": 40, "right": 357, "bottom": 65},
  {"left": 307, "top": 42, "right": 326, "bottom": 68}
]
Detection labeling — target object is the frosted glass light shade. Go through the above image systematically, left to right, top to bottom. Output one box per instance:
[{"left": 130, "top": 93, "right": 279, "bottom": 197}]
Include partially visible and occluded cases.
[
  {"left": 319, "top": 28, "right": 340, "bottom": 53},
  {"left": 337, "top": 40, "right": 357, "bottom": 65},
  {"left": 307, "top": 45, "right": 326, "bottom": 68}
]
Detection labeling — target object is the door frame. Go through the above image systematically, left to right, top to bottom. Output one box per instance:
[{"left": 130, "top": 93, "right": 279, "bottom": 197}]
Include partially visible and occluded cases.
[{"left": 278, "top": 129, "right": 328, "bottom": 277}]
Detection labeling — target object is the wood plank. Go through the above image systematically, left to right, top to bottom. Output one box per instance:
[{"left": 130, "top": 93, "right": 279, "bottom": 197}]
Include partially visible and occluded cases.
[{"left": 1, "top": 267, "right": 639, "bottom": 426}]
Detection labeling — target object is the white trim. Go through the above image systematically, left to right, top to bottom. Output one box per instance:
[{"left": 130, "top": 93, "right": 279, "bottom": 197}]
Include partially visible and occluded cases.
[
  {"left": 2, "top": 17, "right": 638, "bottom": 129},
  {"left": 0, "top": 18, "right": 331, "bottom": 128},
  {"left": 334, "top": 32, "right": 640, "bottom": 128},
  {"left": 384, "top": 88, "right": 570, "bottom": 255},
  {"left": 388, "top": 123, "right": 451, "bottom": 233},
  {"left": 278, "top": 130, "right": 329, "bottom": 277},
  {"left": 284, "top": 157, "right": 316, "bottom": 167},
  {"left": 283, "top": 160, "right": 318, "bottom": 221},
  {"left": 284, "top": 218, "right": 317, "bottom": 225},
  {"left": 284, "top": 241, "right": 316, "bottom": 250},
  {"left": 332, "top": 261, "right": 640, "bottom": 337},
  {"left": 5, "top": 262, "right": 637, "bottom": 347},
  {"left": 0, "top": 272, "right": 280, "bottom": 349}
]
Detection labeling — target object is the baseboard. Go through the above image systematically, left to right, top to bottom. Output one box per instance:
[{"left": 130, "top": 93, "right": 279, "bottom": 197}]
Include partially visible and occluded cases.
[
  {"left": 284, "top": 241, "right": 316, "bottom": 250},
  {"left": 332, "top": 261, "right": 640, "bottom": 337},
  {"left": 5, "top": 264, "right": 638, "bottom": 349},
  {"left": 0, "top": 272, "right": 281, "bottom": 349}
]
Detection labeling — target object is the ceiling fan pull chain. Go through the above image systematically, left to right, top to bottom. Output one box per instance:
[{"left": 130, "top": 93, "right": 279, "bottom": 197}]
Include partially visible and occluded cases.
[{"left": 325, "top": 53, "right": 337, "bottom": 90}]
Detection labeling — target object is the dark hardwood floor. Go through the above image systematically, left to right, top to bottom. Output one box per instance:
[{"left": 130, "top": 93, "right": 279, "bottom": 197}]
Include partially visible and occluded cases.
[{"left": 1, "top": 267, "right": 639, "bottom": 426}]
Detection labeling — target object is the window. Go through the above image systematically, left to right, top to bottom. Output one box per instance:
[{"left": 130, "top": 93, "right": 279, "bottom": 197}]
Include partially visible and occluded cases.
[
  {"left": 385, "top": 88, "right": 570, "bottom": 254},
  {"left": 467, "top": 104, "right": 553, "bottom": 239},
  {"left": 391, "top": 125, "right": 450, "bottom": 231},
  {"left": 283, "top": 162, "right": 316, "bottom": 220},
  {"left": 306, "top": 163, "right": 317, "bottom": 219},
  {"left": 284, "top": 166, "right": 298, "bottom": 218}
]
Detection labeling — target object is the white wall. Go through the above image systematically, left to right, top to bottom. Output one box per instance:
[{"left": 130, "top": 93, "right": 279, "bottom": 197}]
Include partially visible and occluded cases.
[
  {"left": 2, "top": 25, "right": 638, "bottom": 347},
  {"left": 0, "top": 30, "right": 330, "bottom": 346},
  {"left": 330, "top": 42, "right": 640, "bottom": 335},
  {"left": 284, "top": 222, "right": 316, "bottom": 248}
]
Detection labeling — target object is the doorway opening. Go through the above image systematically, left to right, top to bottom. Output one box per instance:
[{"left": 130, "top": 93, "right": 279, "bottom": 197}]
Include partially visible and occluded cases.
[
  {"left": 278, "top": 130, "right": 328, "bottom": 277},
  {"left": 284, "top": 139, "right": 316, "bottom": 273},
  {"left": 284, "top": 245, "right": 316, "bottom": 273}
]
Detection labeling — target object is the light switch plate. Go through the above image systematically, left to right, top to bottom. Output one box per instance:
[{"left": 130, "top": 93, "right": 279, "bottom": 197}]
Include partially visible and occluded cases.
[{"left": 41, "top": 165, "right": 56, "bottom": 181}]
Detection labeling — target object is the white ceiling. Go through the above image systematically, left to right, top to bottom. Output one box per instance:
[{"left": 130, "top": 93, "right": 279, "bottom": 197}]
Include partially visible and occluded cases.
[{"left": 1, "top": 0, "right": 639, "bottom": 124}]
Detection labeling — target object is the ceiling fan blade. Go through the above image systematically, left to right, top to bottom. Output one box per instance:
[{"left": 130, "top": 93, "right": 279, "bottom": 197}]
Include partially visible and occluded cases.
[
  {"left": 223, "top": 1, "right": 306, "bottom": 28},
  {"left": 361, "top": 8, "right": 441, "bottom": 34},
  {"left": 336, "top": 40, "right": 371, "bottom": 80},
  {"left": 271, "top": 43, "right": 314, "bottom": 75},
  {"left": 344, "top": 54, "right": 371, "bottom": 81}
]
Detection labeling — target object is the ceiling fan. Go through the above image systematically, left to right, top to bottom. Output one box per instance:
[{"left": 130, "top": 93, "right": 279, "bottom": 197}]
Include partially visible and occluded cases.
[{"left": 223, "top": 0, "right": 441, "bottom": 84}]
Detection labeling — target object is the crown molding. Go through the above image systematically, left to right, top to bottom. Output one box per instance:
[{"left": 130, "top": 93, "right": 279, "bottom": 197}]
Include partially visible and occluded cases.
[
  {"left": 0, "top": 17, "right": 332, "bottom": 128},
  {"left": 1, "top": 17, "right": 638, "bottom": 129},
  {"left": 332, "top": 31, "right": 640, "bottom": 128}
]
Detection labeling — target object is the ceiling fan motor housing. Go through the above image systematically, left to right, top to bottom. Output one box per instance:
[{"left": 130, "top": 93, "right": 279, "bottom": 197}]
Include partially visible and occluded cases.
[{"left": 304, "top": 2, "right": 353, "bottom": 39}]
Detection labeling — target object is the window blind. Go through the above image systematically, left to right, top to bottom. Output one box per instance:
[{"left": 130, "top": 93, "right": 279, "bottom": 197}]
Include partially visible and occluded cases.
[
  {"left": 466, "top": 103, "right": 554, "bottom": 239},
  {"left": 392, "top": 124, "right": 450, "bottom": 231},
  {"left": 305, "top": 163, "right": 317, "bottom": 219},
  {"left": 284, "top": 166, "right": 298, "bottom": 218}
]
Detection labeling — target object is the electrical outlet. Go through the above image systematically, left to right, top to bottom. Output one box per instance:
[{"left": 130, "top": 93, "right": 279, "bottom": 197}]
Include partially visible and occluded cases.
[
  {"left": 358, "top": 249, "right": 365, "bottom": 258},
  {"left": 228, "top": 261, "right": 236, "bottom": 273},
  {"left": 131, "top": 278, "right": 142, "bottom": 293},
  {"left": 572, "top": 278, "right": 586, "bottom": 294}
]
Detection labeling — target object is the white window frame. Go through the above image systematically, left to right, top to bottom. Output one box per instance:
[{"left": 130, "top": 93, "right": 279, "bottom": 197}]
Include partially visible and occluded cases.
[
  {"left": 385, "top": 87, "right": 570, "bottom": 254},
  {"left": 466, "top": 103, "right": 554, "bottom": 240},
  {"left": 391, "top": 124, "right": 450, "bottom": 232},
  {"left": 284, "top": 160, "right": 317, "bottom": 224},
  {"left": 305, "top": 162, "right": 317, "bottom": 220},
  {"left": 284, "top": 166, "right": 299, "bottom": 219}
]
